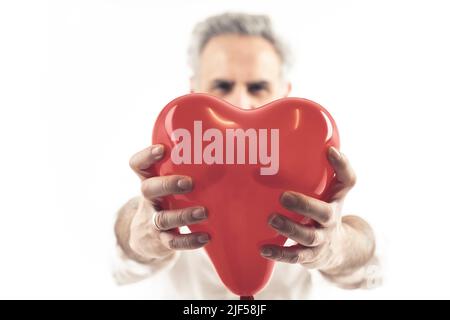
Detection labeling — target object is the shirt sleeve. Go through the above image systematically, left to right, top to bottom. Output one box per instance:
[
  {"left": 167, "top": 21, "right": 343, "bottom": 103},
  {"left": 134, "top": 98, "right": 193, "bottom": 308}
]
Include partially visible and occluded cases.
[
  {"left": 112, "top": 195, "right": 182, "bottom": 285},
  {"left": 112, "top": 243, "right": 180, "bottom": 285},
  {"left": 318, "top": 255, "right": 383, "bottom": 290}
]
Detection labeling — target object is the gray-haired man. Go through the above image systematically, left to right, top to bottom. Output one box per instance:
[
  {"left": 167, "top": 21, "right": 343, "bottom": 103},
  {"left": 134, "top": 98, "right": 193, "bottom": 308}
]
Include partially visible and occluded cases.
[{"left": 114, "top": 12, "right": 378, "bottom": 299}]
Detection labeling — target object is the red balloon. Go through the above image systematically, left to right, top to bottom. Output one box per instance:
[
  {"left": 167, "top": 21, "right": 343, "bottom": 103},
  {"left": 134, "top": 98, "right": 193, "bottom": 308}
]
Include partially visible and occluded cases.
[{"left": 152, "top": 93, "right": 339, "bottom": 298}]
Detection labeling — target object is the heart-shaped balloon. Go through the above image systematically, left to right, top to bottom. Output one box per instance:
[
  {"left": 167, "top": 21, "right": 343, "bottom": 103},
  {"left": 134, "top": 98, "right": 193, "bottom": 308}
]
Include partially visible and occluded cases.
[{"left": 152, "top": 93, "right": 339, "bottom": 298}]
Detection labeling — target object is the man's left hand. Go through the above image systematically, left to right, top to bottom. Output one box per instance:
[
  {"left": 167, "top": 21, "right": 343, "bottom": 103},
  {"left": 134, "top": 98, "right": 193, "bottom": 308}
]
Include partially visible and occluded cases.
[{"left": 260, "top": 146, "right": 367, "bottom": 275}]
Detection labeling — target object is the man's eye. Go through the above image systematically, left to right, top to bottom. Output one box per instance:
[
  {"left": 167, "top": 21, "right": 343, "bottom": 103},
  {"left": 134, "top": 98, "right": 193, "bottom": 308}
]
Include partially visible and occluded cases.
[
  {"left": 215, "top": 82, "right": 232, "bottom": 93},
  {"left": 248, "top": 84, "right": 267, "bottom": 94}
]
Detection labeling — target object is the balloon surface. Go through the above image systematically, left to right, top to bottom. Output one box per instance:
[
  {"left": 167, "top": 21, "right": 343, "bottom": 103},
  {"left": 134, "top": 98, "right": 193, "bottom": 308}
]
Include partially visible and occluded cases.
[{"left": 152, "top": 93, "right": 339, "bottom": 297}]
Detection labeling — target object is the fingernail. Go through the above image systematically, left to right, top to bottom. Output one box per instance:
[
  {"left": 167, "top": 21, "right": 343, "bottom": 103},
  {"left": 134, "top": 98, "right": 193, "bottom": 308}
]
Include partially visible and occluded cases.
[
  {"left": 151, "top": 145, "right": 164, "bottom": 158},
  {"left": 328, "top": 147, "right": 341, "bottom": 162},
  {"left": 177, "top": 178, "right": 192, "bottom": 191},
  {"left": 281, "top": 192, "right": 297, "bottom": 207},
  {"left": 192, "top": 208, "right": 207, "bottom": 220},
  {"left": 269, "top": 215, "right": 284, "bottom": 229},
  {"left": 197, "top": 234, "right": 210, "bottom": 244},
  {"left": 261, "top": 247, "right": 273, "bottom": 257}
]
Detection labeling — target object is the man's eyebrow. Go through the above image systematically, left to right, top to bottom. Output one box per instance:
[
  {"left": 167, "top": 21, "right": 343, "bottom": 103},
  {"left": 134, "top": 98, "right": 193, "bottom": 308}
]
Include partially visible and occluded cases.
[
  {"left": 209, "top": 79, "right": 235, "bottom": 89},
  {"left": 246, "top": 80, "right": 271, "bottom": 89},
  {"left": 246, "top": 80, "right": 269, "bottom": 85}
]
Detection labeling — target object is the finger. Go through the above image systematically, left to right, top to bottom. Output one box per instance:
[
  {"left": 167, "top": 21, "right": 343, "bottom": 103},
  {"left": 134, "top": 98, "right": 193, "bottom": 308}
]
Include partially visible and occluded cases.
[
  {"left": 129, "top": 144, "right": 165, "bottom": 180},
  {"left": 327, "top": 147, "right": 357, "bottom": 191},
  {"left": 141, "top": 175, "right": 193, "bottom": 200},
  {"left": 280, "top": 191, "right": 336, "bottom": 227},
  {"left": 153, "top": 207, "right": 208, "bottom": 231},
  {"left": 268, "top": 214, "right": 325, "bottom": 247},
  {"left": 159, "top": 231, "right": 210, "bottom": 250},
  {"left": 260, "top": 244, "right": 302, "bottom": 264},
  {"left": 260, "top": 244, "right": 325, "bottom": 267}
]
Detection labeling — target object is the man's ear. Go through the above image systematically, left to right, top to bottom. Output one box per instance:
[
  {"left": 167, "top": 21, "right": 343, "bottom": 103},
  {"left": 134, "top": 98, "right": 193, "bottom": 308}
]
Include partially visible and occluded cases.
[{"left": 284, "top": 82, "right": 292, "bottom": 97}]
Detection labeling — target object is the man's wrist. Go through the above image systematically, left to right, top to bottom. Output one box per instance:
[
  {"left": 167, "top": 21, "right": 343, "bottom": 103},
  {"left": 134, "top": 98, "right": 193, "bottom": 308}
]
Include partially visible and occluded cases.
[
  {"left": 115, "top": 197, "right": 154, "bottom": 264},
  {"left": 319, "top": 215, "right": 376, "bottom": 277}
]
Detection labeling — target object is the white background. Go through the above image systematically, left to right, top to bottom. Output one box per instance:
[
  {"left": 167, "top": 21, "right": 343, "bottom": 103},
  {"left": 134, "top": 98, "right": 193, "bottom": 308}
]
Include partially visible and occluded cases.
[{"left": 1, "top": 0, "right": 449, "bottom": 299}]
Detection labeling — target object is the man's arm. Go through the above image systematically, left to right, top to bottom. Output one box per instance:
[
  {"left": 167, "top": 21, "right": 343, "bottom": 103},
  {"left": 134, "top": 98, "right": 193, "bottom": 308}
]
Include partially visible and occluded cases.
[
  {"left": 113, "top": 196, "right": 182, "bottom": 285},
  {"left": 115, "top": 196, "right": 149, "bottom": 263},
  {"left": 319, "top": 215, "right": 379, "bottom": 289}
]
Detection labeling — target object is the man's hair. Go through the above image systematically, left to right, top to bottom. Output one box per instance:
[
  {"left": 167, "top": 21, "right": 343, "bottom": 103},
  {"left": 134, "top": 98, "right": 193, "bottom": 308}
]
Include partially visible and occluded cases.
[{"left": 188, "top": 12, "right": 293, "bottom": 80}]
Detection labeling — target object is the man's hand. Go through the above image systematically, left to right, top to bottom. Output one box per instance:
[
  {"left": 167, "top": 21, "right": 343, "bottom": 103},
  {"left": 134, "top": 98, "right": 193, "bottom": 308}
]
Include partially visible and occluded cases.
[
  {"left": 115, "top": 145, "right": 210, "bottom": 264},
  {"left": 260, "top": 147, "right": 375, "bottom": 282}
]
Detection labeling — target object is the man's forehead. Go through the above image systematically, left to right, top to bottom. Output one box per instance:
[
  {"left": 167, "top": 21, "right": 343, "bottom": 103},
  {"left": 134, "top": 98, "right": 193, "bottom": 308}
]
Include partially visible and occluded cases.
[
  {"left": 201, "top": 34, "right": 278, "bottom": 56},
  {"left": 198, "top": 35, "right": 282, "bottom": 77},
  {"left": 200, "top": 36, "right": 281, "bottom": 62}
]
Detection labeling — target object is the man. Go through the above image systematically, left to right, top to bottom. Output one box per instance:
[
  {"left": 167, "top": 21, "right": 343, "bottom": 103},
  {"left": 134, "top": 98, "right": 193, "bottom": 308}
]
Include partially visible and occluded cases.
[{"left": 114, "top": 12, "right": 378, "bottom": 299}]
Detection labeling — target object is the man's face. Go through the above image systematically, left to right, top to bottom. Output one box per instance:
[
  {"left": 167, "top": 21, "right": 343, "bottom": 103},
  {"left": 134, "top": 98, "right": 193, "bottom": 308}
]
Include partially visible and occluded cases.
[{"left": 191, "top": 34, "right": 291, "bottom": 110}]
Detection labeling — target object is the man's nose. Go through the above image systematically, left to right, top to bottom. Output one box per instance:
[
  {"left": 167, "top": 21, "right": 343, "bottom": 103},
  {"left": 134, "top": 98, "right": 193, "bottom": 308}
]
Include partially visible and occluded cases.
[{"left": 227, "top": 89, "right": 256, "bottom": 110}]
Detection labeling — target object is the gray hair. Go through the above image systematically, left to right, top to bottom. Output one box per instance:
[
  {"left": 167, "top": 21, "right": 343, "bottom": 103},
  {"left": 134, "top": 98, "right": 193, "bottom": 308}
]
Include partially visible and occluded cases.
[{"left": 188, "top": 12, "right": 293, "bottom": 80}]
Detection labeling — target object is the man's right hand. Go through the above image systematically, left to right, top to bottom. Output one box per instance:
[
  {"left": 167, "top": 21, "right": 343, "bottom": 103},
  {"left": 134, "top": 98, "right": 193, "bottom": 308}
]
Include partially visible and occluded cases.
[{"left": 121, "top": 144, "right": 210, "bottom": 263}]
